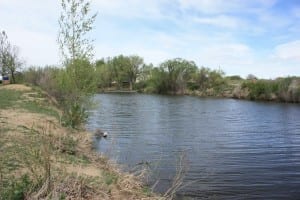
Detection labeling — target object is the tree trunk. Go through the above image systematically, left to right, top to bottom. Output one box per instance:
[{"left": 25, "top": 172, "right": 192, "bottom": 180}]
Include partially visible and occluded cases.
[{"left": 10, "top": 69, "right": 15, "bottom": 84}]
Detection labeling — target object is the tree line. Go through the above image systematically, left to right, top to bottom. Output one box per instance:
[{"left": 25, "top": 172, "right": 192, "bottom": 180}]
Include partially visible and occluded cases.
[
  {"left": 1, "top": 0, "right": 299, "bottom": 131},
  {"left": 95, "top": 55, "right": 226, "bottom": 95}
]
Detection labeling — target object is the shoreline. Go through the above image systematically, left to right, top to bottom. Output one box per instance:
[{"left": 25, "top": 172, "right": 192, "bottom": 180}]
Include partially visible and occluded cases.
[
  {"left": 0, "top": 84, "right": 163, "bottom": 199},
  {"left": 98, "top": 88, "right": 300, "bottom": 104}
]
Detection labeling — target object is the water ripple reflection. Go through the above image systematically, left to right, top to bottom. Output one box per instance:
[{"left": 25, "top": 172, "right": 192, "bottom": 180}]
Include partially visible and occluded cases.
[{"left": 87, "top": 94, "right": 300, "bottom": 199}]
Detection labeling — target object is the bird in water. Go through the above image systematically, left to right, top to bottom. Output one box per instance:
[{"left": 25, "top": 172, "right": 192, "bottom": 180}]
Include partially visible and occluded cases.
[{"left": 95, "top": 128, "right": 108, "bottom": 138}]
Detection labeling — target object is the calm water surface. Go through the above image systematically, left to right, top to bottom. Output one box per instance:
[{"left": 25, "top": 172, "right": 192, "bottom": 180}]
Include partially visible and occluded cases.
[{"left": 86, "top": 94, "right": 300, "bottom": 199}]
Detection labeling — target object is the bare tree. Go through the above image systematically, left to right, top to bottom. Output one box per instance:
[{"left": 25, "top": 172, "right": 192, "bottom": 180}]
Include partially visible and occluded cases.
[
  {"left": 0, "top": 31, "right": 23, "bottom": 83},
  {"left": 0, "top": 31, "right": 9, "bottom": 76},
  {"left": 6, "top": 45, "right": 23, "bottom": 83}
]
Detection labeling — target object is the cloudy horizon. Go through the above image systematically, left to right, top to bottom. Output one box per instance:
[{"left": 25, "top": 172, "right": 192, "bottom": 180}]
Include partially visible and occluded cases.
[{"left": 0, "top": 0, "right": 300, "bottom": 78}]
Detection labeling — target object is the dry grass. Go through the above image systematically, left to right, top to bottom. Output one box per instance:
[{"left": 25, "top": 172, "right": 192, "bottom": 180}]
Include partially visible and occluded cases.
[
  {"left": 0, "top": 84, "right": 164, "bottom": 200},
  {"left": 0, "top": 84, "right": 32, "bottom": 91},
  {"left": 163, "top": 153, "right": 189, "bottom": 200}
]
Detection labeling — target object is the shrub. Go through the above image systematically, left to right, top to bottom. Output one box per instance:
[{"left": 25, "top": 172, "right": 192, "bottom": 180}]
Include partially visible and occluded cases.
[
  {"left": 22, "top": 59, "right": 97, "bottom": 129},
  {"left": 242, "top": 80, "right": 278, "bottom": 100},
  {"left": 62, "top": 102, "right": 88, "bottom": 129},
  {"left": 0, "top": 174, "right": 33, "bottom": 200}
]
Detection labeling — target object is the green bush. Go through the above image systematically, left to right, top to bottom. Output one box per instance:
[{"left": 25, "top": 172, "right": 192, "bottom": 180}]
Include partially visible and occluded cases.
[
  {"left": 22, "top": 59, "right": 98, "bottom": 129},
  {"left": 242, "top": 80, "right": 278, "bottom": 100},
  {"left": 61, "top": 102, "right": 88, "bottom": 129},
  {"left": 0, "top": 174, "right": 32, "bottom": 200}
]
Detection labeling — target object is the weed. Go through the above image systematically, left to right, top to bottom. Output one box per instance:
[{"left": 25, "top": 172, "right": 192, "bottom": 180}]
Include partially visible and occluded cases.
[
  {"left": 0, "top": 89, "right": 22, "bottom": 108},
  {"left": 19, "top": 100, "right": 59, "bottom": 119},
  {"left": 61, "top": 102, "right": 88, "bottom": 129},
  {"left": 59, "top": 136, "right": 78, "bottom": 155},
  {"left": 103, "top": 171, "right": 118, "bottom": 185},
  {"left": 0, "top": 174, "right": 33, "bottom": 200},
  {"left": 142, "top": 186, "right": 152, "bottom": 197}
]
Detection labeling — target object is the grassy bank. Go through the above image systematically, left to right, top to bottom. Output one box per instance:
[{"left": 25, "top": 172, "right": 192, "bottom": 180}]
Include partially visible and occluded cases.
[{"left": 0, "top": 84, "right": 163, "bottom": 200}]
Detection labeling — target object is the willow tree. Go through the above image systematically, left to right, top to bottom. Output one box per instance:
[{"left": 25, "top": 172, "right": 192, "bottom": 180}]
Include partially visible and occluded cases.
[
  {"left": 58, "top": 0, "right": 97, "bottom": 62},
  {"left": 160, "top": 58, "right": 197, "bottom": 94}
]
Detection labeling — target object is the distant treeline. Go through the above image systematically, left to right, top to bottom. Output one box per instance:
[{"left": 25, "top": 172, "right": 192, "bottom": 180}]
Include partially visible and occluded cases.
[{"left": 17, "top": 55, "right": 300, "bottom": 103}]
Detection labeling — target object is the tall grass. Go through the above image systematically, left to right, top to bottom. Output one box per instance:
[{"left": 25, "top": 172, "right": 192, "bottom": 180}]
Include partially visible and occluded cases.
[{"left": 241, "top": 77, "right": 300, "bottom": 102}]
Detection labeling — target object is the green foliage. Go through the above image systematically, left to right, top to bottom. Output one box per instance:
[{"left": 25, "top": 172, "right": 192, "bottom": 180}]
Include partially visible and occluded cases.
[
  {"left": 56, "top": 0, "right": 98, "bottom": 128},
  {"left": 58, "top": 0, "right": 97, "bottom": 61},
  {"left": 95, "top": 55, "right": 145, "bottom": 90},
  {"left": 127, "top": 55, "right": 144, "bottom": 90},
  {"left": 96, "top": 57, "right": 228, "bottom": 95},
  {"left": 159, "top": 58, "right": 198, "bottom": 94},
  {"left": 57, "top": 59, "right": 97, "bottom": 128},
  {"left": 22, "top": 60, "right": 97, "bottom": 128},
  {"left": 95, "top": 60, "right": 113, "bottom": 89},
  {"left": 146, "top": 67, "right": 169, "bottom": 93},
  {"left": 190, "top": 67, "right": 227, "bottom": 94},
  {"left": 207, "top": 69, "right": 227, "bottom": 93},
  {"left": 240, "top": 77, "right": 300, "bottom": 102},
  {"left": 242, "top": 80, "right": 277, "bottom": 100},
  {"left": 0, "top": 83, "right": 59, "bottom": 118},
  {"left": 0, "top": 89, "right": 22, "bottom": 108},
  {"left": 19, "top": 100, "right": 59, "bottom": 119},
  {"left": 62, "top": 102, "right": 88, "bottom": 129},
  {"left": 102, "top": 171, "right": 118, "bottom": 186},
  {"left": 0, "top": 174, "right": 33, "bottom": 200},
  {"left": 142, "top": 186, "right": 152, "bottom": 197}
]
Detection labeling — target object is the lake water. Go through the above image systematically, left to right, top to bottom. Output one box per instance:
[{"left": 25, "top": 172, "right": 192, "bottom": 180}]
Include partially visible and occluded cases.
[{"left": 86, "top": 94, "right": 300, "bottom": 199}]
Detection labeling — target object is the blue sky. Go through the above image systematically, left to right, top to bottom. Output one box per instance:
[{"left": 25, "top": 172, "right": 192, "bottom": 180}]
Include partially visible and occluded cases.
[{"left": 0, "top": 0, "right": 300, "bottom": 78}]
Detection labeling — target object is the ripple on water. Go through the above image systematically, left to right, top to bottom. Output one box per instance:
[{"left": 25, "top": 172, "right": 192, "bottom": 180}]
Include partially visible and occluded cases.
[{"left": 87, "top": 94, "right": 300, "bottom": 199}]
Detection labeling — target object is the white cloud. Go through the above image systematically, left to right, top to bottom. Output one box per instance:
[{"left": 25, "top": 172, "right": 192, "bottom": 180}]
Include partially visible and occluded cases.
[
  {"left": 0, "top": 0, "right": 299, "bottom": 78},
  {"left": 94, "top": 0, "right": 167, "bottom": 19},
  {"left": 178, "top": 0, "right": 277, "bottom": 14},
  {"left": 194, "top": 15, "right": 241, "bottom": 29},
  {"left": 7, "top": 28, "right": 59, "bottom": 66},
  {"left": 273, "top": 40, "right": 300, "bottom": 61},
  {"left": 95, "top": 43, "right": 172, "bottom": 65},
  {"left": 198, "top": 43, "right": 254, "bottom": 67}
]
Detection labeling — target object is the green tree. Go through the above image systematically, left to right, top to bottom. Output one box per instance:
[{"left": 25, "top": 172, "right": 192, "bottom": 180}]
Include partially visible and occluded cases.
[
  {"left": 57, "top": 0, "right": 97, "bottom": 128},
  {"left": 58, "top": 0, "right": 97, "bottom": 62},
  {"left": 110, "top": 55, "right": 130, "bottom": 88},
  {"left": 127, "top": 55, "right": 143, "bottom": 90},
  {"left": 95, "top": 58, "right": 113, "bottom": 88},
  {"left": 160, "top": 58, "right": 197, "bottom": 94},
  {"left": 139, "top": 63, "right": 153, "bottom": 82},
  {"left": 147, "top": 67, "right": 169, "bottom": 93},
  {"left": 194, "top": 67, "right": 210, "bottom": 90}
]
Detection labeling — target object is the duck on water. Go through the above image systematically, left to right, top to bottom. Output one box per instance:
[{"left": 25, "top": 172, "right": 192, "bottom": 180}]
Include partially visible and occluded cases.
[{"left": 94, "top": 129, "right": 108, "bottom": 138}]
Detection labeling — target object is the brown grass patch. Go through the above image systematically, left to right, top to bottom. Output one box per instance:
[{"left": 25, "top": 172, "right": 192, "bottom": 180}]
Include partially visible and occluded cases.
[{"left": 0, "top": 84, "right": 32, "bottom": 91}]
